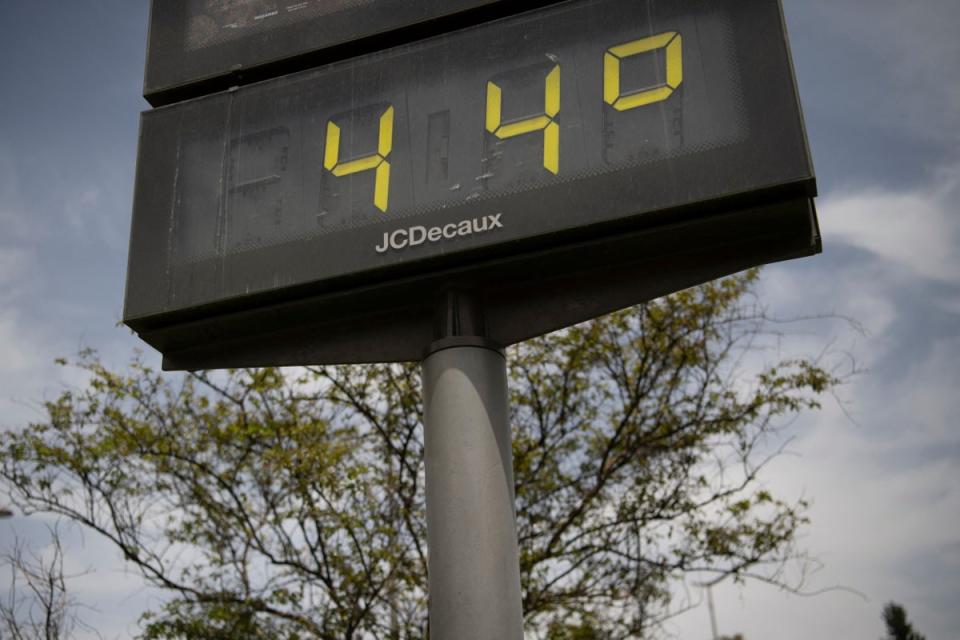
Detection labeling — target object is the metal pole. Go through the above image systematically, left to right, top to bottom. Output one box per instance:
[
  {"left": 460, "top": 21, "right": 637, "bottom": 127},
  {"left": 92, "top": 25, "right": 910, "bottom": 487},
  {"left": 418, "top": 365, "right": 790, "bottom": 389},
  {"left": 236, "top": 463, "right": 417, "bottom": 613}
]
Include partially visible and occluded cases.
[
  {"left": 420, "top": 293, "right": 524, "bottom": 640},
  {"left": 706, "top": 584, "right": 719, "bottom": 640}
]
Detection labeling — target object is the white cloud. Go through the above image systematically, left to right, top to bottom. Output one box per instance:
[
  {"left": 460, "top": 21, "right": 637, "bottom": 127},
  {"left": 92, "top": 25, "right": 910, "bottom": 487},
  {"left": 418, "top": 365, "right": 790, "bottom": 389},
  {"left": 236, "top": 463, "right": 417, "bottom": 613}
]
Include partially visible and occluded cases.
[
  {"left": 0, "top": 153, "right": 35, "bottom": 244},
  {"left": 819, "top": 165, "right": 960, "bottom": 284},
  {"left": 669, "top": 166, "right": 960, "bottom": 638},
  {"left": 61, "top": 180, "right": 130, "bottom": 252},
  {"left": 64, "top": 186, "right": 102, "bottom": 234},
  {"left": 0, "top": 247, "right": 33, "bottom": 297},
  {"left": 760, "top": 261, "right": 894, "bottom": 367},
  {"left": 0, "top": 311, "right": 33, "bottom": 374},
  {"left": 891, "top": 335, "right": 960, "bottom": 445},
  {"left": 668, "top": 372, "right": 960, "bottom": 639}
]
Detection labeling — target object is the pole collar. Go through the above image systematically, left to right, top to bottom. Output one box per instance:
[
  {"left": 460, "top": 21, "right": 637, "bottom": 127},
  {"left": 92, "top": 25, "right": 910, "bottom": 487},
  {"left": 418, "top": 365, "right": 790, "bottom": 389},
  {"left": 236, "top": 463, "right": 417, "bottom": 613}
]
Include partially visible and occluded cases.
[{"left": 422, "top": 336, "right": 505, "bottom": 360}]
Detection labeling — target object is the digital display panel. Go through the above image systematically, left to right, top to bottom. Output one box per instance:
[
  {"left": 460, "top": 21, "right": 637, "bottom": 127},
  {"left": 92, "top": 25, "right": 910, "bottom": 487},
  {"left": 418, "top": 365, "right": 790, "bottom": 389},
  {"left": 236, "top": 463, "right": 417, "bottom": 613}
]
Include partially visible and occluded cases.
[
  {"left": 127, "top": 0, "right": 815, "bottom": 340},
  {"left": 144, "top": 0, "right": 507, "bottom": 105}
]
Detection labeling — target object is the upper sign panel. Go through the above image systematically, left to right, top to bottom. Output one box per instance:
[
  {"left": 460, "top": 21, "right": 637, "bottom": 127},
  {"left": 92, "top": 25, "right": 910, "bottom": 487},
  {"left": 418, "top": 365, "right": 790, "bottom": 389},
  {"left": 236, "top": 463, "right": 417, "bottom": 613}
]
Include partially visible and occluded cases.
[{"left": 144, "top": 0, "right": 510, "bottom": 105}]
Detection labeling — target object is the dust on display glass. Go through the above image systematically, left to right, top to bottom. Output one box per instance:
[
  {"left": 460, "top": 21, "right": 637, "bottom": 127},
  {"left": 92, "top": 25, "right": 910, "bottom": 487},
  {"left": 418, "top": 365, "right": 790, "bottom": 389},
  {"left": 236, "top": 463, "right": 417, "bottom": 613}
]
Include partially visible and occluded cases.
[{"left": 186, "top": 0, "right": 376, "bottom": 50}]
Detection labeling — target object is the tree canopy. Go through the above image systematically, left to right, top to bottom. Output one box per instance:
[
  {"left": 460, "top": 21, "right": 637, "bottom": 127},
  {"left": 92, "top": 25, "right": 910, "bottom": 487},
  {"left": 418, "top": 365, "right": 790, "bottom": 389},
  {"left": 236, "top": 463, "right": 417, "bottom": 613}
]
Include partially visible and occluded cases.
[
  {"left": 1, "top": 271, "right": 839, "bottom": 639},
  {"left": 882, "top": 602, "right": 926, "bottom": 640}
]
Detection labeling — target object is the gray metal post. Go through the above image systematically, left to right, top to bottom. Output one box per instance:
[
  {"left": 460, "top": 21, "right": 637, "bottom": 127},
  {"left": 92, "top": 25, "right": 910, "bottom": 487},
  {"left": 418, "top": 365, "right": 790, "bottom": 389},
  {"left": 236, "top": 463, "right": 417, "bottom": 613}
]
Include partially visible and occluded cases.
[{"left": 421, "top": 293, "right": 524, "bottom": 639}]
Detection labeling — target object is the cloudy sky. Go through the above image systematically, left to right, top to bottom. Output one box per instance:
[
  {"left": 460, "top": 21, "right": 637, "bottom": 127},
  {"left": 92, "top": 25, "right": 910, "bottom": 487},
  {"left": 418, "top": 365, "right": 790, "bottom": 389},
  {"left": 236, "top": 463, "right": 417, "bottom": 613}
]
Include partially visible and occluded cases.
[{"left": 1, "top": 1, "right": 958, "bottom": 638}]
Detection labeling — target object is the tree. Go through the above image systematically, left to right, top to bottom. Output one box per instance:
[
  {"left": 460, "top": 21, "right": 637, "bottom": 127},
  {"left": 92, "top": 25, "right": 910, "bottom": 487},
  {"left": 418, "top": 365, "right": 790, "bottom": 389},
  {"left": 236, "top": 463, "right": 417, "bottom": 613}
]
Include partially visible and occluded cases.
[
  {"left": 0, "top": 271, "right": 839, "bottom": 639},
  {"left": 0, "top": 525, "right": 100, "bottom": 640},
  {"left": 882, "top": 602, "right": 925, "bottom": 640},
  {"left": 546, "top": 614, "right": 606, "bottom": 640}
]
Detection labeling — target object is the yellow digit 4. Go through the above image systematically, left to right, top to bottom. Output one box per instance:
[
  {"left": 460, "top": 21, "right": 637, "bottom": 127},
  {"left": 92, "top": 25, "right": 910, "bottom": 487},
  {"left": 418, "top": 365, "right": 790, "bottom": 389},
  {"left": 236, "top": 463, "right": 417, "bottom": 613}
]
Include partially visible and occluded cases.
[
  {"left": 604, "top": 32, "right": 682, "bottom": 111},
  {"left": 485, "top": 65, "right": 560, "bottom": 174},
  {"left": 324, "top": 105, "right": 394, "bottom": 213}
]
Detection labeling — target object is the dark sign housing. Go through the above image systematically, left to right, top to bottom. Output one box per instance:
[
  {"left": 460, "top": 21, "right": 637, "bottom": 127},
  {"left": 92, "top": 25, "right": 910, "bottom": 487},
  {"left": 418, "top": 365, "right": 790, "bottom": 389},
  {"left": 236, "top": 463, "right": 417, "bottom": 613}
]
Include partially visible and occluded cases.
[{"left": 126, "top": 0, "right": 819, "bottom": 369}]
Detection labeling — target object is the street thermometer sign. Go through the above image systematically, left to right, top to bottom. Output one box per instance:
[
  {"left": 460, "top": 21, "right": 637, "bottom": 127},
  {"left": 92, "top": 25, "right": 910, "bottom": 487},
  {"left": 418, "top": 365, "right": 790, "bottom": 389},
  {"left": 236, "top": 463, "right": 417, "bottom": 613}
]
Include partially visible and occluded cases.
[
  {"left": 125, "top": 0, "right": 819, "bottom": 369},
  {"left": 127, "top": 5, "right": 822, "bottom": 633}
]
